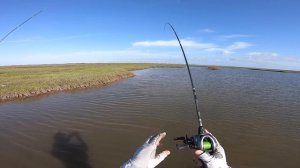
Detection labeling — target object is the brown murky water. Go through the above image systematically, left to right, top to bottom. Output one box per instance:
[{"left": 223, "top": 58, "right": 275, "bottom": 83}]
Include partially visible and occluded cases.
[{"left": 0, "top": 68, "right": 299, "bottom": 168}]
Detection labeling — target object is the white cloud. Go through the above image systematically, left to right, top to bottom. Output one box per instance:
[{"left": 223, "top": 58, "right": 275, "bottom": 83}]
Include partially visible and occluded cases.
[
  {"left": 200, "top": 28, "right": 215, "bottom": 33},
  {"left": 220, "top": 34, "right": 253, "bottom": 39},
  {"left": 132, "top": 39, "right": 216, "bottom": 49},
  {"left": 132, "top": 39, "right": 252, "bottom": 55},
  {"left": 206, "top": 42, "right": 252, "bottom": 55},
  {"left": 227, "top": 42, "right": 252, "bottom": 50},
  {"left": 205, "top": 47, "right": 233, "bottom": 55},
  {"left": 2, "top": 48, "right": 299, "bottom": 71},
  {"left": 0, "top": 49, "right": 183, "bottom": 66},
  {"left": 229, "top": 52, "right": 300, "bottom": 70},
  {"left": 247, "top": 52, "right": 300, "bottom": 63},
  {"left": 248, "top": 52, "right": 279, "bottom": 61}
]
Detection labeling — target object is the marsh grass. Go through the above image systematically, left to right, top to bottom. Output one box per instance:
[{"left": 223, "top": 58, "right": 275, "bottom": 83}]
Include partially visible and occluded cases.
[
  {"left": 0, "top": 63, "right": 183, "bottom": 101},
  {"left": 1, "top": 63, "right": 298, "bottom": 102}
]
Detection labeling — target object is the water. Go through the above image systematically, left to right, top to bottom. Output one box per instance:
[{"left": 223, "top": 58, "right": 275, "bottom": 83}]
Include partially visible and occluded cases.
[{"left": 0, "top": 67, "right": 299, "bottom": 168}]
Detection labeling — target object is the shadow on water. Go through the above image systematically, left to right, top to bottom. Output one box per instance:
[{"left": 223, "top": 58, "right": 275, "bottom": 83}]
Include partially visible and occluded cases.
[{"left": 51, "top": 132, "right": 92, "bottom": 168}]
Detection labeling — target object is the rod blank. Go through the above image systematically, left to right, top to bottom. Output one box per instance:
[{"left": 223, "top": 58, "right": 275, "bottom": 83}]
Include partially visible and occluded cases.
[
  {"left": 0, "top": 10, "right": 42, "bottom": 44},
  {"left": 166, "top": 23, "right": 204, "bottom": 134}
]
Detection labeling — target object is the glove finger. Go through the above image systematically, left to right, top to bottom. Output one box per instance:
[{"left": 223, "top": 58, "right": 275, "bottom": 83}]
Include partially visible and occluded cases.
[
  {"left": 204, "top": 129, "right": 220, "bottom": 147},
  {"left": 203, "top": 130, "right": 225, "bottom": 158},
  {"left": 146, "top": 132, "right": 166, "bottom": 145},
  {"left": 155, "top": 132, "right": 166, "bottom": 146},
  {"left": 146, "top": 134, "right": 160, "bottom": 145},
  {"left": 145, "top": 135, "right": 155, "bottom": 144},
  {"left": 215, "top": 145, "right": 226, "bottom": 157},
  {"left": 152, "top": 150, "right": 170, "bottom": 167},
  {"left": 198, "top": 152, "right": 213, "bottom": 163}
]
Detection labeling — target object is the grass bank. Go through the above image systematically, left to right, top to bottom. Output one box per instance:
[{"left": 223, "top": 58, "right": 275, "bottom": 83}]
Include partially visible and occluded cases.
[{"left": 0, "top": 63, "right": 183, "bottom": 102}]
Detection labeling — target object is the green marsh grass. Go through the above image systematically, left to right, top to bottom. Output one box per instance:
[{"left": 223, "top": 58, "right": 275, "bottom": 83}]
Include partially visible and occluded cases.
[{"left": 0, "top": 63, "right": 183, "bottom": 101}]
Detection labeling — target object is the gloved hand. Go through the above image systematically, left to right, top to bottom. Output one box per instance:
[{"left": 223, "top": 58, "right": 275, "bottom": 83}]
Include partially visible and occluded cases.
[
  {"left": 194, "top": 130, "right": 230, "bottom": 168},
  {"left": 121, "top": 132, "right": 170, "bottom": 168}
]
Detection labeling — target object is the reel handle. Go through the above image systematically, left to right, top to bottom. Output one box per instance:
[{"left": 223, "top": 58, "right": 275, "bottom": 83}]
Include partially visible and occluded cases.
[{"left": 176, "top": 144, "right": 189, "bottom": 150}]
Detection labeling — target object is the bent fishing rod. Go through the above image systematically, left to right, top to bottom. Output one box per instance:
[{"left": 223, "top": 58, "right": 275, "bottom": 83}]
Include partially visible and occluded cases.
[
  {"left": 0, "top": 10, "right": 42, "bottom": 45},
  {"left": 166, "top": 23, "right": 217, "bottom": 152}
]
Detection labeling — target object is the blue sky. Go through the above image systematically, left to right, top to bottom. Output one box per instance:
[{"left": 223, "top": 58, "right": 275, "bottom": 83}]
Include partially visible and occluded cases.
[{"left": 0, "top": 0, "right": 300, "bottom": 70}]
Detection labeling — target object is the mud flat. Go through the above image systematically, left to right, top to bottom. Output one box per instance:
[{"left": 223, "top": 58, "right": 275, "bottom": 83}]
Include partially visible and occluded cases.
[{"left": 207, "top": 65, "right": 223, "bottom": 70}]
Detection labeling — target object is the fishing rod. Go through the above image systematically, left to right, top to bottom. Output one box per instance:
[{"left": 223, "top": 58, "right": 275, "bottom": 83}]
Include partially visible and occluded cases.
[
  {"left": 0, "top": 10, "right": 42, "bottom": 45},
  {"left": 166, "top": 23, "right": 217, "bottom": 152}
]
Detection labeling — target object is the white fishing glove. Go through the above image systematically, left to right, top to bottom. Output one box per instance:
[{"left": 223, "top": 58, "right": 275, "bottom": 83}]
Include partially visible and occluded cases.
[
  {"left": 195, "top": 131, "right": 230, "bottom": 168},
  {"left": 121, "top": 132, "right": 170, "bottom": 168}
]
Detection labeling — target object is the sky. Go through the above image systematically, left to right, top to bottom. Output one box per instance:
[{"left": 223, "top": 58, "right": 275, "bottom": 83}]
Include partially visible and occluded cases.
[{"left": 0, "top": 0, "right": 300, "bottom": 70}]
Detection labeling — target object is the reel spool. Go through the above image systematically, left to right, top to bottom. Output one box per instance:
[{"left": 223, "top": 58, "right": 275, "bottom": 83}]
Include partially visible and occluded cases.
[{"left": 174, "top": 133, "right": 217, "bottom": 153}]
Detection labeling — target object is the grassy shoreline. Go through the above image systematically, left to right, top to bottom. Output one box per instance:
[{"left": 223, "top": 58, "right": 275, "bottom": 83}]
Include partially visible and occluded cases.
[
  {"left": 0, "top": 63, "right": 184, "bottom": 103},
  {"left": 1, "top": 63, "right": 299, "bottom": 103}
]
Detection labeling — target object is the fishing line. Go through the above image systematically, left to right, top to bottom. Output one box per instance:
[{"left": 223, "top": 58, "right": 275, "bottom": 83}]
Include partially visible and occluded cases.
[{"left": 0, "top": 10, "right": 42, "bottom": 44}]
